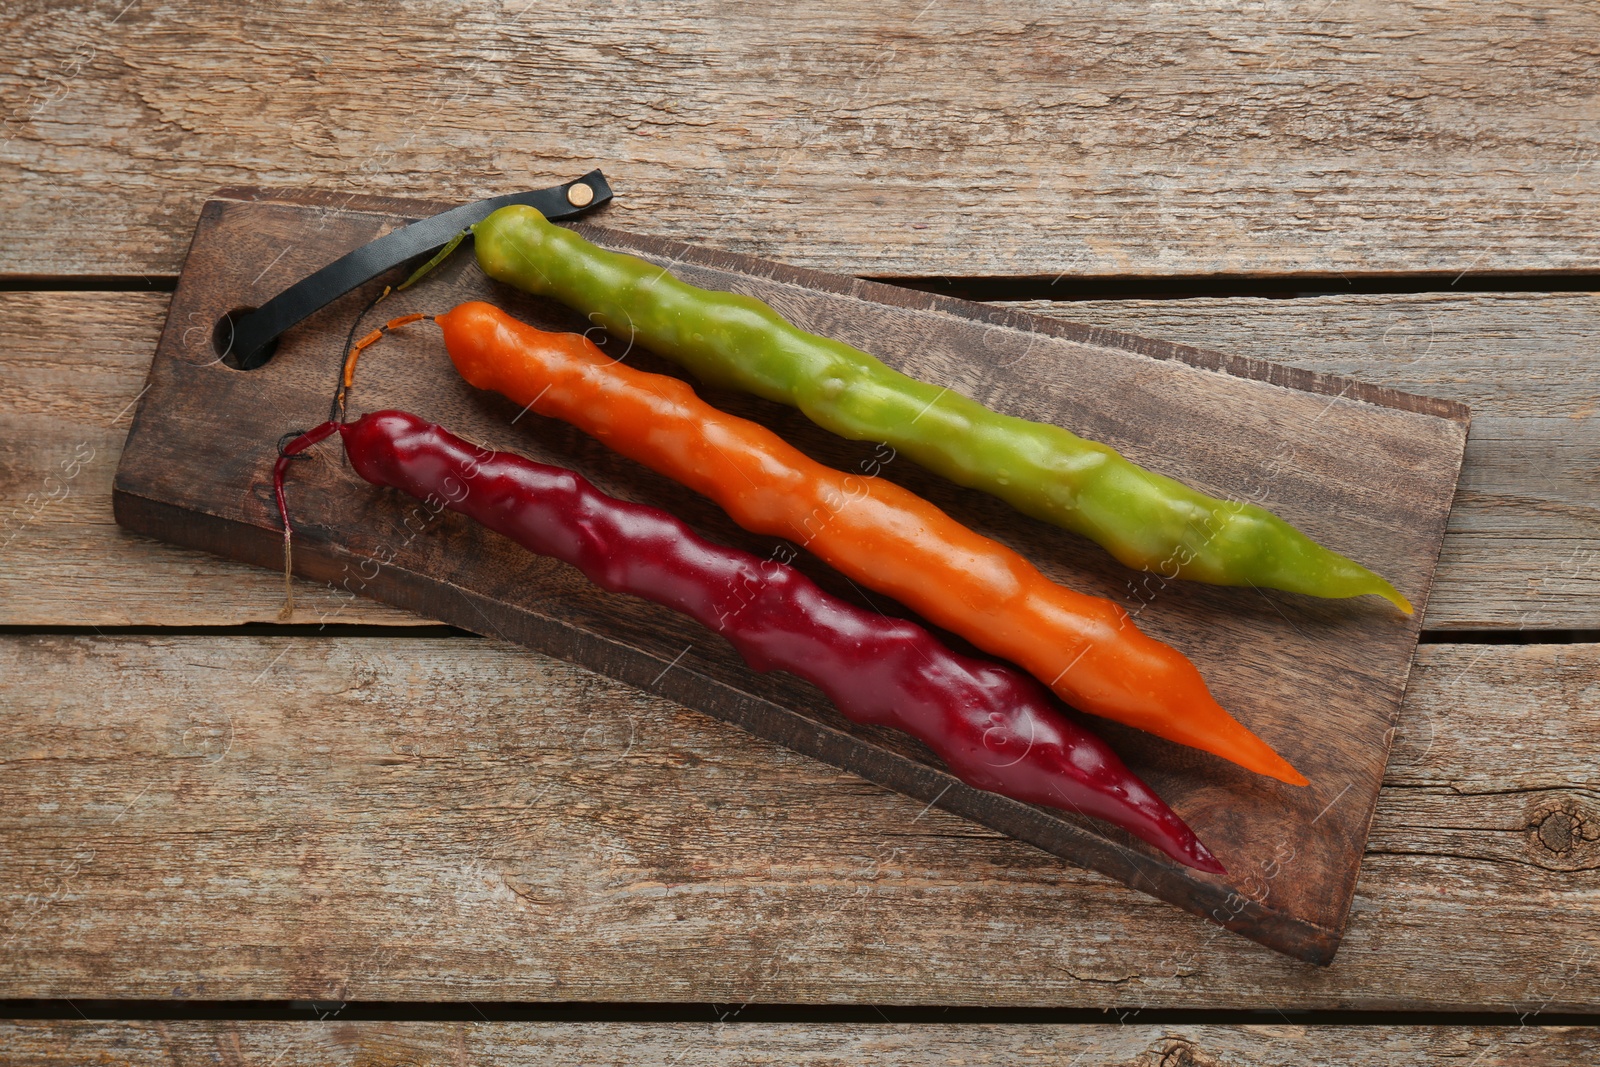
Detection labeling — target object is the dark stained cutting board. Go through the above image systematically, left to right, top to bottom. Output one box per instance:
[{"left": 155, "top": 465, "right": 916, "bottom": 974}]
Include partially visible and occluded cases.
[{"left": 113, "top": 188, "right": 1469, "bottom": 965}]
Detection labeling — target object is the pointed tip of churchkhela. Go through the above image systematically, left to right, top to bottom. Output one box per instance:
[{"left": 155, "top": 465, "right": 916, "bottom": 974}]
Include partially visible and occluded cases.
[
  {"left": 1308, "top": 549, "right": 1415, "bottom": 615},
  {"left": 1335, "top": 558, "right": 1414, "bottom": 615},
  {"left": 1378, "top": 580, "right": 1415, "bottom": 616},
  {"left": 1169, "top": 689, "right": 1310, "bottom": 788},
  {"left": 1214, "top": 710, "right": 1310, "bottom": 787},
  {"left": 1257, "top": 749, "right": 1311, "bottom": 789},
  {"left": 1125, "top": 786, "right": 1226, "bottom": 874},
  {"left": 1134, "top": 812, "right": 1227, "bottom": 875},
  {"left": 1185, "top": 837, "right": 1228, "bottom": 876}
]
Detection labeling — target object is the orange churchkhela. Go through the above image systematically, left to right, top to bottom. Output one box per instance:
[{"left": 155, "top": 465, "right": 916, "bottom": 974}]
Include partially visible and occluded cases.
[{"left": 434, "top": 300, "right": 1307, "bottom": 786}]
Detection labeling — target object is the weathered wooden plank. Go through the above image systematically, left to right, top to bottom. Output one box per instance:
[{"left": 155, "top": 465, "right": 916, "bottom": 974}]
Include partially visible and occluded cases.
[
  {"left": 2, "top": 2, "right": 1597, "bottom": 279},
  {"left": 0, "top": 291, "right": 418, "bottom": 625},
  {"left": 4, "top": 291, "right": 1593, "bottom": 630},
  {"left": 1019, "top": 292, "right": 1600, "bottom": 630},
  {"left": 2, "top": 635, "right": 1595, "bottom": 1009},
  {"left": 1, "top": 1020, "right": 1595, "bottom": 1066}
]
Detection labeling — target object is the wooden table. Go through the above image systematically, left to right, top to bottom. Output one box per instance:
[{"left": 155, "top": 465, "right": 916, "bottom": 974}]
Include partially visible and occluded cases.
[{"left": 2, "top": 3, "right": 1596, "bottom": 1063}]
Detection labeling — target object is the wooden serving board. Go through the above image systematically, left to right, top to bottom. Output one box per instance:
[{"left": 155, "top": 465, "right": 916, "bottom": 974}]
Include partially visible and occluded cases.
[{"left": 113, "top": 188, "right": 1469, "bottom": 965}]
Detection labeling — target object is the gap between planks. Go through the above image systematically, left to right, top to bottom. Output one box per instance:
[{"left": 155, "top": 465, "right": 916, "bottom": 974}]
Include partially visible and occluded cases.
[
  {"left": 8, "top": 271, "right": 1600, "bottom": 299},
  {"left": 0, "top": 1020, "right": 1598, "bottom": 1067}
]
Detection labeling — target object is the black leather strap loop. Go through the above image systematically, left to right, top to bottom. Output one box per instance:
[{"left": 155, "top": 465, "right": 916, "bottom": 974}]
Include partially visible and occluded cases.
[{"left": 227, "top": 170, "right": 613, "bottom": 368}]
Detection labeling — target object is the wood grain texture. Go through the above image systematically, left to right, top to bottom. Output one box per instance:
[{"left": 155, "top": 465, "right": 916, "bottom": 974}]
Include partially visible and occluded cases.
[
  {"left": 2, "top": 2, "right": 1598, "bottom": 279},
  {"left": 110, "top": 191, "right": 1469, "bottom": 962},
  {"left": 4, "top": 289, "right": 1595, "bottom": 631},
  {"left": 0, "top": 291, "right": 418, "bottom": 626},
  {"left": 1017, "top": 293, "right": 1600, "bottom": 631},
  {"left": 1, "top": 636, "right": 1596, "bottom": 1010},
  {"left": 1, "top": 1020, "right": 1596, "bottom": 1066}
]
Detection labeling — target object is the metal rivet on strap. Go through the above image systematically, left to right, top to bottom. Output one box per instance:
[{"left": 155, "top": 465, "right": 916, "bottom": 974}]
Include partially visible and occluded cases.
[{"left": 566, "top": 182, "right": 595, "bottom": 207}]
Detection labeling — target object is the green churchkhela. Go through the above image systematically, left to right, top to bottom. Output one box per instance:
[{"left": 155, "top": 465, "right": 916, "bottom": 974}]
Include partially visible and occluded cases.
[{"left": 471, "top": 205, "right": 1411, "bottom": 613}]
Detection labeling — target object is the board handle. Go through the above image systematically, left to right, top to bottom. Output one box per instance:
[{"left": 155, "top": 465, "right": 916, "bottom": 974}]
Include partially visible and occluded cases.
[{"left": 223, "top": 171, "right": 614, "bottom": 369}]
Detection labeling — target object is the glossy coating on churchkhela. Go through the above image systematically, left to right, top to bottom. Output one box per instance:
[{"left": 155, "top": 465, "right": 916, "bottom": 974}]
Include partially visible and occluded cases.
[
  {"left": 473, "top": 204, "right": 1409, "bottom": 612},
  {"left": 436, "top": 301, "right": 1306, "bottom": 787},
  {"left": 274, "top": 410, "right": 1224, "bottom": 872}
]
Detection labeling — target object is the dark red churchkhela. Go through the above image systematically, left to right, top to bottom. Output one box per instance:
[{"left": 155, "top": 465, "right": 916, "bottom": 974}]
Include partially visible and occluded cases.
[{"left": 276, "top": 410, "right": 1224, "bottom": 874}]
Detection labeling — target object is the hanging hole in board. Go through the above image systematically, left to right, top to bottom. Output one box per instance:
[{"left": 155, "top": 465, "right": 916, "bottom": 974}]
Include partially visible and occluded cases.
[{"left": 213, "top": 307, "right": 276, "bottom": 369}]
